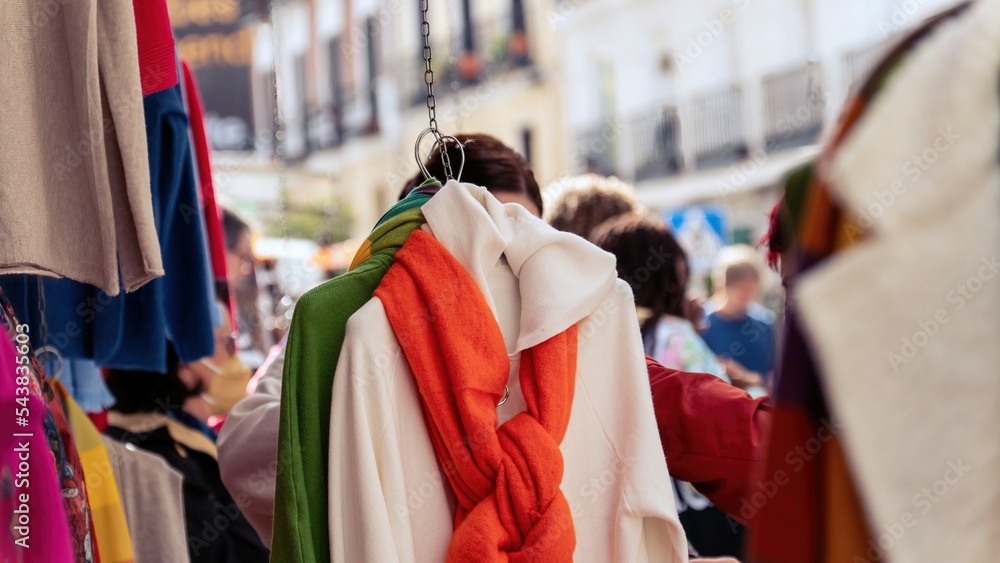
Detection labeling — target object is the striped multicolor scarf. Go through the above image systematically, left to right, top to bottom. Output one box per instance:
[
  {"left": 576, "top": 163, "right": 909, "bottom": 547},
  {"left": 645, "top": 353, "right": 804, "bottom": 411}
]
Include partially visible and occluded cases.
[
  {"left": 747, "top": 5, "right": 970, "bottom": 562},
  {"left": 271, "top": 182, "right": 438, "bottom": 563}
]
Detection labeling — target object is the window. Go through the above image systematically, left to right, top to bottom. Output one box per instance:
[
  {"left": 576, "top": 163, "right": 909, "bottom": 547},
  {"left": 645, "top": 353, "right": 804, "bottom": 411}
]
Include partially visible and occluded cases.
[
  {"left": 364, "top": 16, "right": 379, "bottom": 134},
  {"left": 327, "top": 36, "right": 345, "bottom": 144},
  {"left": 293, "top": 54, "right": 309, "bottom": 154},
  {"left": 520, "top": 127, "right": 533, "bottom": 165}
]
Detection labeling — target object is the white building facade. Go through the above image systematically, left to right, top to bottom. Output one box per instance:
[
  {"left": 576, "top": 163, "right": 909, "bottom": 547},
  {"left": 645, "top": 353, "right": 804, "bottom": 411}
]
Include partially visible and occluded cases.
[
  {"left": 208, "top": 0, "right": 963, "bottom": 245},
  {"left": 555, "top": 0, "right": 962, "bottom": 245}
]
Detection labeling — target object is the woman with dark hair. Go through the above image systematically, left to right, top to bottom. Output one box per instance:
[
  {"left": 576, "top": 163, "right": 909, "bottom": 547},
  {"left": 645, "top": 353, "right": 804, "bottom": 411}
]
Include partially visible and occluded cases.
[
  {"left": 400, "top": 133, "right": 544, "bottom": 216},
  {"left": 591, "top": 213, "right": 752, "bottom": 561},
  {"left": 592, "top": 213, "right": 729, "bottom": 380}
]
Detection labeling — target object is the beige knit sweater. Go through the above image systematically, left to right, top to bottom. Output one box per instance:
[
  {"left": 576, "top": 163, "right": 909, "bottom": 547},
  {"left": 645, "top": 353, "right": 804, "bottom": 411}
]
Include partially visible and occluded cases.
[{"left": 0, "top": 0, "right": 163, "bottom": 295}]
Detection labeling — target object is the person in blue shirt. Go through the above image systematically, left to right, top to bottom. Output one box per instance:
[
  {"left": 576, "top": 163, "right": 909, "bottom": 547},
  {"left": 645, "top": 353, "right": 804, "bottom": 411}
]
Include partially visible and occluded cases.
[{"left": 701, "top": 245, "right": 777, "bottom": 390}]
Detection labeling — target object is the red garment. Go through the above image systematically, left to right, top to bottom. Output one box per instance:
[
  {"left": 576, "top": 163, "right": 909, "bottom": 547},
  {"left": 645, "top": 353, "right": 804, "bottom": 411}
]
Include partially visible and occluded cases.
[
  {"left": 132, "top": 0, "right": 178, "bottom": 96},
  {"left": 180, "top": 60, "right": 228, "bottom": 282},
  {"left": 181, "top": 60, "right": 237, "bottom": 327},
  {"left": 375, "top": 229, "right": 577, "bottom": 563},
  {"left": 646, "top": 355, "right": 772, "bottom": 522},
  {"left": 86, "top": 410, "right": 108, "bottom": 432}
]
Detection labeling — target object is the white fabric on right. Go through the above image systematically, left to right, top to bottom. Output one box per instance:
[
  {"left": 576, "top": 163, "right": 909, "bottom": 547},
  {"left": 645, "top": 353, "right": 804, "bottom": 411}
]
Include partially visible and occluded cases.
[{"left": 796, "top": 3, "right": 1000, "bottom": 561}]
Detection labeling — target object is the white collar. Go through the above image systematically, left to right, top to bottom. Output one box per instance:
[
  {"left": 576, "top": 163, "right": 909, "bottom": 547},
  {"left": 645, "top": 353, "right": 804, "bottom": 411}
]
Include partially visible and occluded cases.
[{"left": 422, "top": 180, "right": 618, "bottom": 352}]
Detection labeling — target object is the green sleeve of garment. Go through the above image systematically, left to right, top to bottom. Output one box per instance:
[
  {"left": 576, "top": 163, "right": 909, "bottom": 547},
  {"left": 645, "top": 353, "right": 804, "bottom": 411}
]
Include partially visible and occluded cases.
[{"left": 270, "top": 255, "right": 393, "bottom": 563}]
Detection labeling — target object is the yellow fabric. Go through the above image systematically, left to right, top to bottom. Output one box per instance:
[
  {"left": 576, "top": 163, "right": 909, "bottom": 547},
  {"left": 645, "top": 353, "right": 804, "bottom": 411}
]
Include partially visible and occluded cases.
[
  {"left": 56, "top": 382, "right": 135, "bottom": 563},
  {"left": 107, "top": 411, "right": 218, "bottom": 459}
]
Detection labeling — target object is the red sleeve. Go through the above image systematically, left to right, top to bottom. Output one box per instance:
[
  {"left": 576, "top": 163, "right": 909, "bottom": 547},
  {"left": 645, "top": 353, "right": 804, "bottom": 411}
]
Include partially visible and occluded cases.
[
  {"left": 132, "top": 0, "right": 178, "bottom": 96},
  {"left": 181, "top": 60, "right": 238, "bottom": 329},
  {"left": 646, "top": 355, "right": 772, "bottom": 522}
]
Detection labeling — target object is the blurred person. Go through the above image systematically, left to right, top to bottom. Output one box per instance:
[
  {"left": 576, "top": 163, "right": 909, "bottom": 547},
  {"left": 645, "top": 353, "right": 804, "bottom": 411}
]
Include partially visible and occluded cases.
[
  {"left": 399, "top": 133, "right": 544, "bottom": 214},
  {"left": 543, "top": 173, "right": 638, "bottom": 239},
  {"left": 543, "top": 174, "right": 715, "bottom": 332},
  {"left": 544, "top": 175, "right": 773, "bottom": 527},
  {"left": 223, "top": 208, "right": 269, "bottom": 360},
  {"left": 223, "top": 208, "right": 255, "bottom": 284},
  {"left": 591, "top": 213, "right": 752, "bottom": 560},
  {"left": 591, "top": 214, "right": 729, "bottom": 380},
  {"left": 701, "top": 245, "right": 776, "bottom": 391},
  {"left": 183, "top": 300, "right": 253, "bottom": 433},
  {"left": 105, "top": 346, "right": 269, "bottom": 563}
]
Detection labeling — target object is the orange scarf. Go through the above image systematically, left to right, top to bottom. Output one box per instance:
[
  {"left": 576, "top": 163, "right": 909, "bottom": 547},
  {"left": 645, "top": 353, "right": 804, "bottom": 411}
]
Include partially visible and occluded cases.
[{"left": 375, "top": 229, "right": 578, "bottom": 562}]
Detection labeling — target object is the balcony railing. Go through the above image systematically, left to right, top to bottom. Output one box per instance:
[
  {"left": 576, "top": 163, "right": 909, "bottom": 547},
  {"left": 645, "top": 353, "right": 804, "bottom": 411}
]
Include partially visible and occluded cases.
[
  {"left": 399, "top": 11, "right": 534, "bottom": 107},
  {"left": 841, "top": 39, "right": 893, "bottom": 94},
  {"left": 399, "top": 44, "right": 458, "bottom": 108},
  {"left": 762, "top": 64, "right": 824, "bottom": 153},
  {"left": 690, "top": 86, "right": 749, "bottom": 169},
  {"left": 305, "top": 104, "right": 345, "bottom": 152},
  {"left": 629, "top": 107, "right": 683, "bottom": 181},
  {"left": 574, "top": 122, "right": 619, "bottom": 178}
]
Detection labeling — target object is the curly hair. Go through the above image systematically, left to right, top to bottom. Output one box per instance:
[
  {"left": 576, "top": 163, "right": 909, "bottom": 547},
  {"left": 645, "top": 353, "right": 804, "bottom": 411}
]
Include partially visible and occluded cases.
[
  {"left": 400, "top": 133, "right": 543, "bottom": 214},
  {"left": 543, "top": 174, "right": 637, "bottom": 239},
  {"left": 590, "top": 213, "right": 688, "bottom": 336}
]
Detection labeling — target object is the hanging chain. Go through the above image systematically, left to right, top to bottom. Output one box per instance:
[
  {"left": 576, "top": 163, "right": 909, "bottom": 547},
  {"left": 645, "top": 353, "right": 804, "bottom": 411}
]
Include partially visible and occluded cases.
[
  {"left": 268, "top": 0, "right": 293, "bottom": 336},
  {"left": 419, "top": 0, "right": 454, "bottom": 180},
  {"left": 269, "top": 1, "right": 291, "bottom": 241},
  {"left": 35, "top": 277, "right": 49, "bottom": 351}
]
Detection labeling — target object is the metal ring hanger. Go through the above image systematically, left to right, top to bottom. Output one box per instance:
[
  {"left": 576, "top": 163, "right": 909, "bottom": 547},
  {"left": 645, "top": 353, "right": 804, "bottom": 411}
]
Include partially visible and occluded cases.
[
  {"left": 413, "top": 0, "right": 464, "bottom": 183},
  {"left": 414, "top": 128, "right": 466, "bottom": 183}
]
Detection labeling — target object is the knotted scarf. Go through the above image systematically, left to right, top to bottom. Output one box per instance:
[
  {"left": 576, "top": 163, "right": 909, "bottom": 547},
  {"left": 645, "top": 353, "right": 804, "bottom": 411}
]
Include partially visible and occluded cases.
[{"left": 375, "top": 229, "right": 578, "bottom": 562}]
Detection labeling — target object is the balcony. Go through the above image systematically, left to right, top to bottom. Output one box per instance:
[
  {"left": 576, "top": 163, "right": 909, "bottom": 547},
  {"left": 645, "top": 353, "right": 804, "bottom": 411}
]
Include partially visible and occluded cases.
[
  {"left": 399, "top": 9, "right": 534, "bottom": 107},
  {"left": 841, "top": 39, "right": 893, "bottom": 94},
  {"left": 399, "top": 46, "right": 457, "bottom": 108},
  {"left": 762, "top": 64, "right": 824, "bottom": 153},
  {"left": 573, "top": 75, "right": 828, "bottom": 185},
  {"left": 689, "top": 85, "right": 749, "bottom": 169},
  {"left": 304, "top": 103, "right": 345, "bottom": 152},
  {"left": 629, "top": 107, "right": 683, "bottom": 182},
  {"left": 574, "top": 122, "right": 619, "bottom": 177}
]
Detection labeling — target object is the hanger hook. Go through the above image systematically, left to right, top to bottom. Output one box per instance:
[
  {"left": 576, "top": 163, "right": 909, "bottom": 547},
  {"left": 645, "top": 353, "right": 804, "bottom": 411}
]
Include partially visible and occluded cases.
[
  {"left": 413, "top": 127, "right": 437, "bottom": 182},
  {"left": 414, "top": 129, "right": 466, "bottom": 183},
  {"left": 434, "top": 135, "right": 465, "bottom": 183},
  {"left": 33, "top": 345, "right": 64, "bottom": 381}
]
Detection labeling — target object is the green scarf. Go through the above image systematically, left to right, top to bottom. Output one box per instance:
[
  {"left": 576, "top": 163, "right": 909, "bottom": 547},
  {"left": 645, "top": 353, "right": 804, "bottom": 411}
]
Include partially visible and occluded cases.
[{"left": 271, "top": 192, "right": 429, "bottom": 563}]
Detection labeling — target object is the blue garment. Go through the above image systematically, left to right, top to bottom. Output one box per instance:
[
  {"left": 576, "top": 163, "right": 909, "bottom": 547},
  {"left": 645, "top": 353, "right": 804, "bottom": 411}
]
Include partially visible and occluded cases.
[
  {"left": 0, "top": 85, "right": 215, "bottom": 373},
  {"left": 700, "top": 308, "right": 776, "bottom": 380},
  {"left": 43, "top": 356, "right": 115, "bottom": 414},
  {"left": 169, "top": 409, "right": 219, "bottom": 442}
]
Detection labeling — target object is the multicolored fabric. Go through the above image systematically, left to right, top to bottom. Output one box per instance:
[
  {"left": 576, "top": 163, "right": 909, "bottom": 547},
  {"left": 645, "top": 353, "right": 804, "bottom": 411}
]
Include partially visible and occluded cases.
[
  {"left": 747, "top": 5, "right": 970, "bottom": 561},
  {"left": 350, "top": 181, "right": 440, "bottom": 269},
  {"left": 271, "top": 192, "right": 429, "bottom": 563},
  {"left": 0, "top": 287, "right": 98, "bottom": 563},
  {"left": 645, "top": 316, "right": 729, "bottom": 381},
  {"left": 0, "top": 335, "right": 74, "bottom": 562},
  {"left": 58, "top": 381, "right": 134, "bottom": 563}
]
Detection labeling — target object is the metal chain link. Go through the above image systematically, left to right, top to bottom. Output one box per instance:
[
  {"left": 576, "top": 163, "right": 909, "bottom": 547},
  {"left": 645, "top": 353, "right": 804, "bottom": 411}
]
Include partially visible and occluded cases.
[
  {"left": 419, "top": 0, "right": 454, "bottom": 180},
  {"left": 268, "top": 1, "right": 293, "bottom": 335},
  {"left": 269, "top": 1, "right": 291, "bottom": 241},
  {"left": 36, "top": 277, "right": 48, "bottom": 351}
]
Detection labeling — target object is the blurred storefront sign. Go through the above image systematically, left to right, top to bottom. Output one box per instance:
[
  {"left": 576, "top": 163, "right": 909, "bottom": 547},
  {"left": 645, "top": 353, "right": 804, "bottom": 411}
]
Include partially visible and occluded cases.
[
  {"left": 169, "top": 0, "right": 262, "bottom": 150},
  {"left": 664, "top": 205, "right": 728, "bottom": 278}
]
